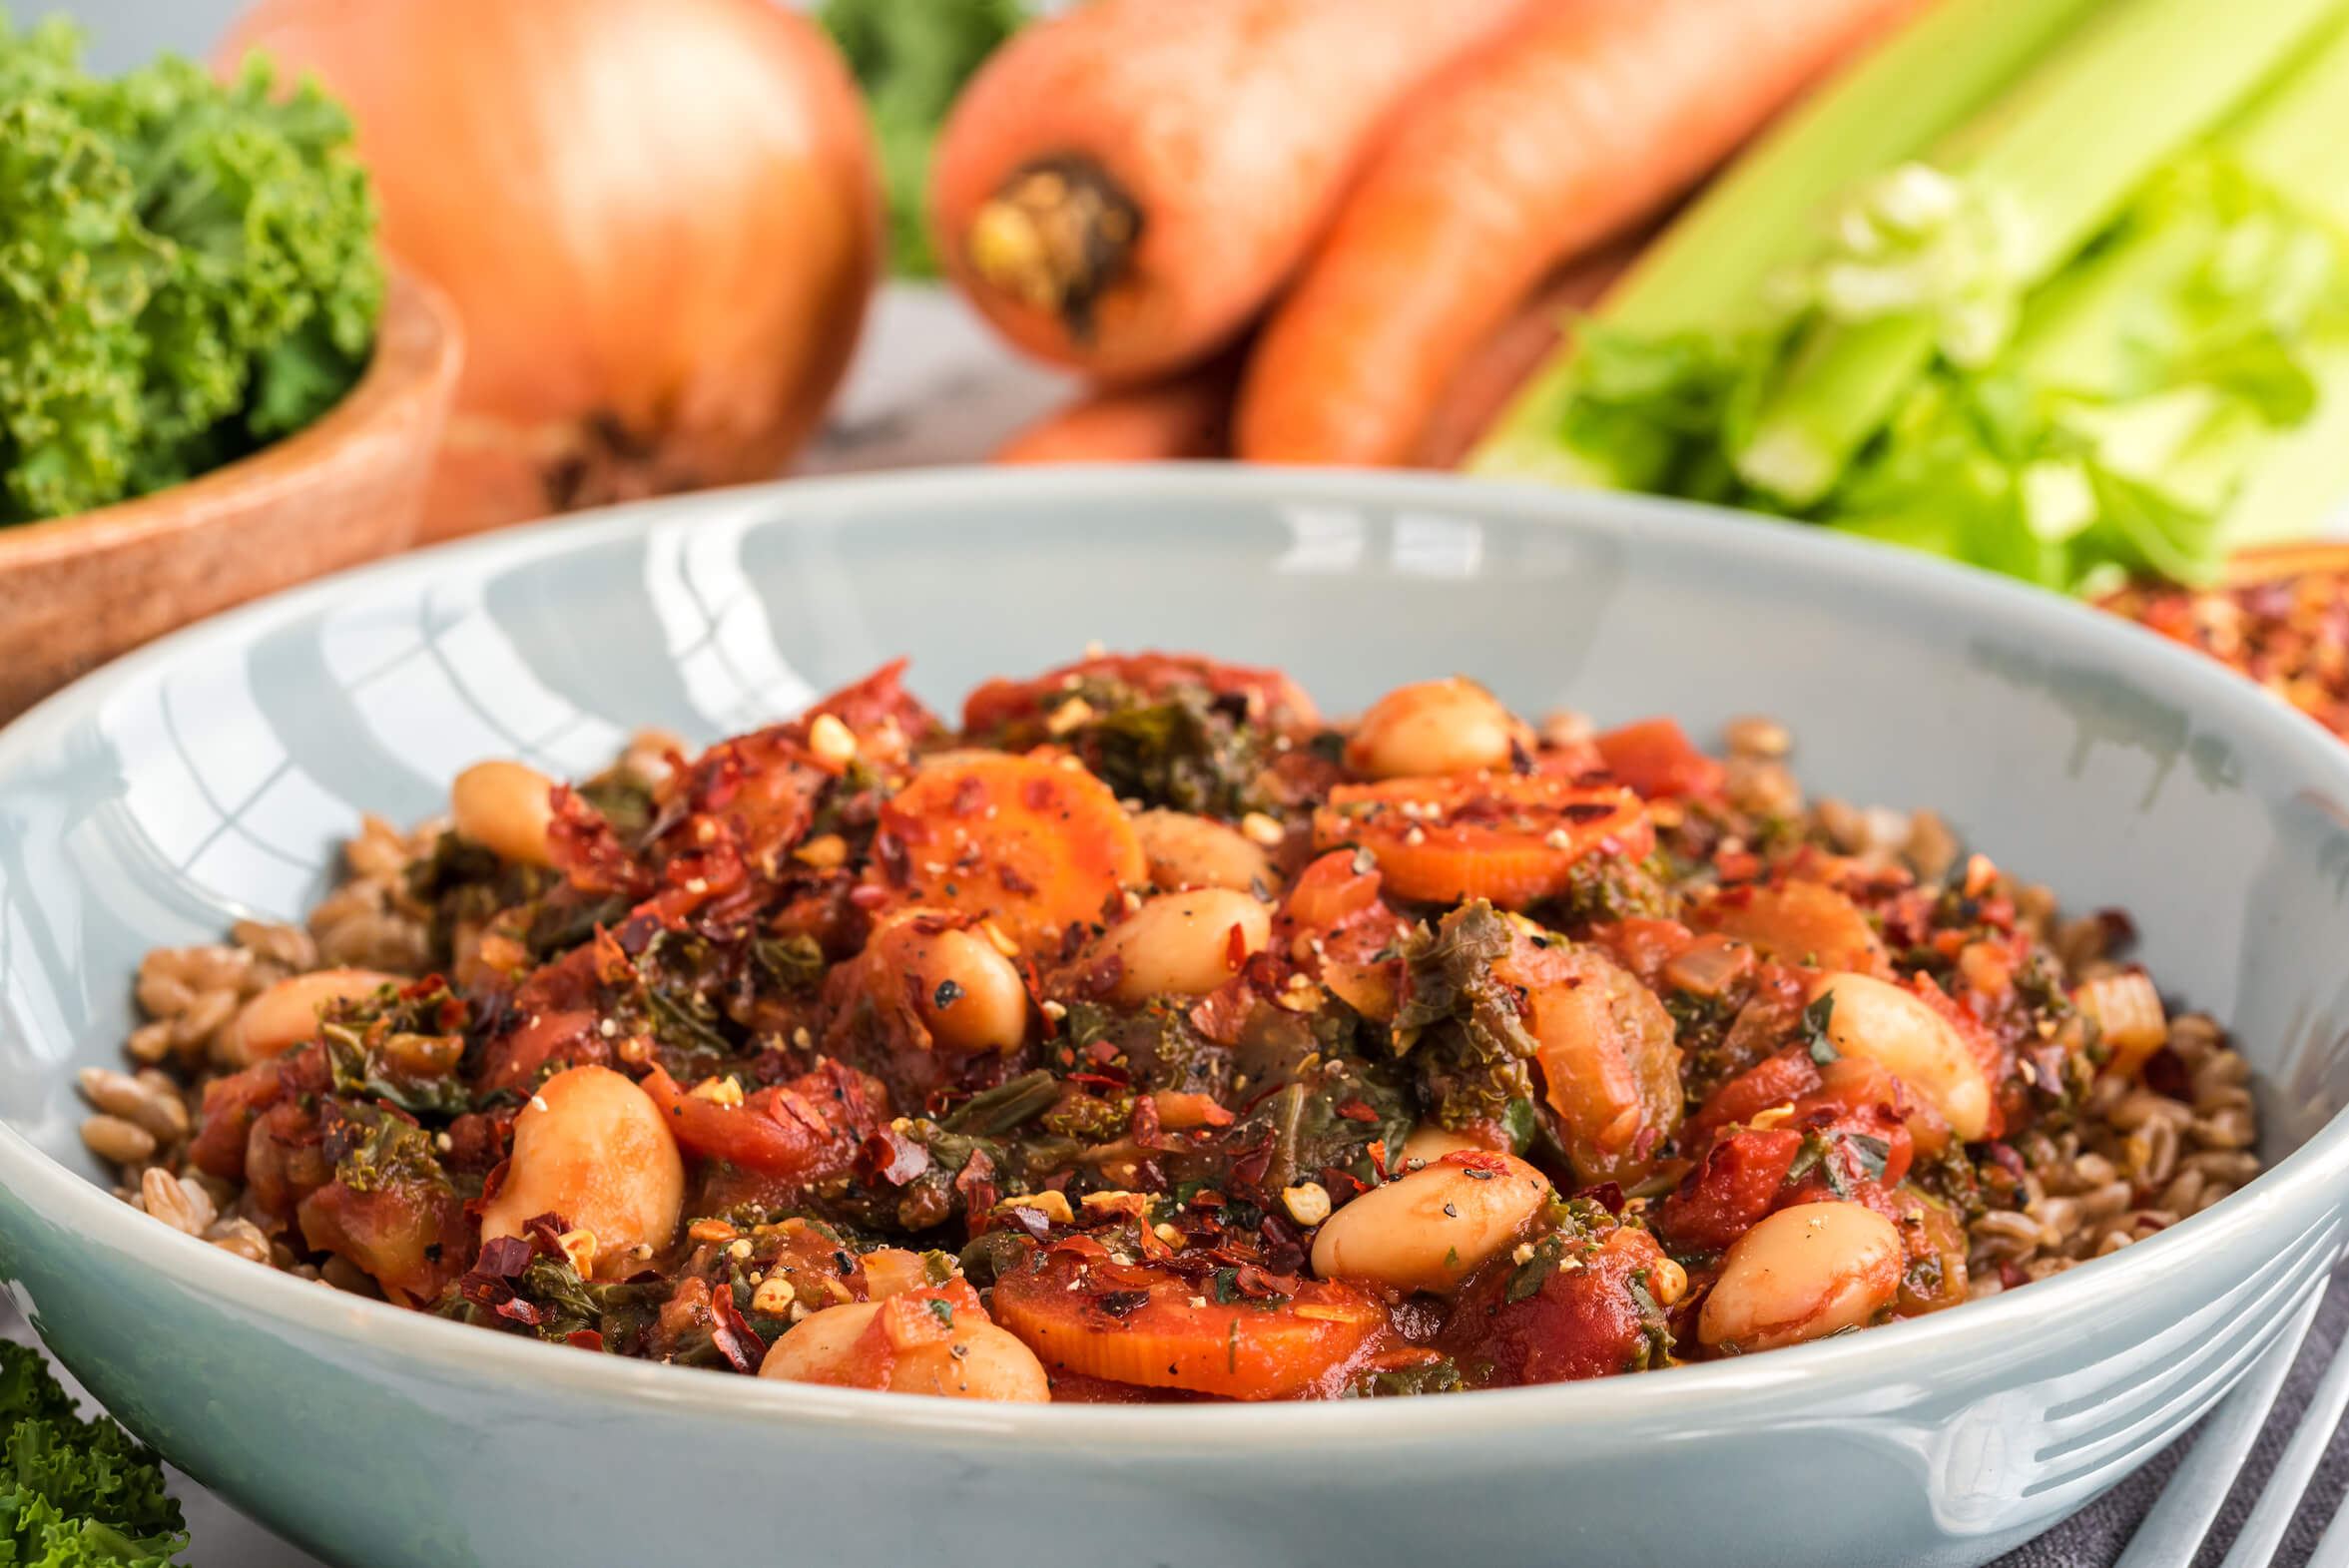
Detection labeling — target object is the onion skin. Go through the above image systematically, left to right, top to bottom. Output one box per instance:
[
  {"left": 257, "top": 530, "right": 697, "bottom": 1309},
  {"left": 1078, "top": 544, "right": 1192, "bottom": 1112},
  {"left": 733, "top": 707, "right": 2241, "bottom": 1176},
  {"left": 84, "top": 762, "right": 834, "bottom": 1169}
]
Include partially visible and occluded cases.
[{"left": 219, "top": 0, "right": 881, "bottom": 539}]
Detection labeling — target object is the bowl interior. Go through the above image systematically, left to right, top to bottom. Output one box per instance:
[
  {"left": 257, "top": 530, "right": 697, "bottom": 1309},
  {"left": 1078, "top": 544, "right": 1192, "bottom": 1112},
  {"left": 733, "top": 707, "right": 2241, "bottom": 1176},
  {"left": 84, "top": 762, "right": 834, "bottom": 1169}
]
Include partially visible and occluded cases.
[{"left": 5, "top": 467, "right": 2349, "bottom": 1192}]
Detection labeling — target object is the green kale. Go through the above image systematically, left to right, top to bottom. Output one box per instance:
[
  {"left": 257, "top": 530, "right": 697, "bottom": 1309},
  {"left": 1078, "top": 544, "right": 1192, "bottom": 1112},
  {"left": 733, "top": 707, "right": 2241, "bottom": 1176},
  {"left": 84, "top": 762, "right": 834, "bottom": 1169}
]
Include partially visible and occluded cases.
[
  {"left": 819, "top": 0, "right": 1028, "bottom": 275},
  {"left": 0, "top": 19, "right": 381, "bottom": 523},
  {"left": 1058, "top": 680, "right": 1273, "bottom": 818},
  {"left": 1536, "top": 851, "right": 1678, "bottom": 934},
  {"left": 1393, "top": 902, "right": 1541, "bottom": 1129},
  {"left": 321, "top": 1099, "right": 448, "bottom": 1196},
  {"left": 0, "top": 1341, "right": 188, "bottom": 1566},
  {"left": 1346, "top": 1359, "right": 1468, "bottom": 1398}
]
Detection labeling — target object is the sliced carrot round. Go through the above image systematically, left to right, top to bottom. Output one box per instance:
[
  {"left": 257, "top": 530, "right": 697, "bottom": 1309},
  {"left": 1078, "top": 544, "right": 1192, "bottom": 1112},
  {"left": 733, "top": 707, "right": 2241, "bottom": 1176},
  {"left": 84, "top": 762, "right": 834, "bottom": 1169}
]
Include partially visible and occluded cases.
[
  {"left": 869, "top": 752, "right": 1144, "bottom": 956},
  {"left": 1311, "top": 775, "right": 1651, "bottom": 908},
  {"left": 991, "top": 1247, "right": 1383, "bottom": 1400}
]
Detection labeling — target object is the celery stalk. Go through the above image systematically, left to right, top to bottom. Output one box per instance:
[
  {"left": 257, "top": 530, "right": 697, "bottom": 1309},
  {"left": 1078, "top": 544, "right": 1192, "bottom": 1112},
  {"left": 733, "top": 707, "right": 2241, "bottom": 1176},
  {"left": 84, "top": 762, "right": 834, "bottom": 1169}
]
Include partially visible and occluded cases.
[
  {"left": 1468, "top": 0, "right": 2110, "bottom": 483},
  {"left": 1731, "top": 0, "right": 2347, "bottom": 507},
  {"left": 2221, "top": 349, "right": 2349, "bottom": 546}
]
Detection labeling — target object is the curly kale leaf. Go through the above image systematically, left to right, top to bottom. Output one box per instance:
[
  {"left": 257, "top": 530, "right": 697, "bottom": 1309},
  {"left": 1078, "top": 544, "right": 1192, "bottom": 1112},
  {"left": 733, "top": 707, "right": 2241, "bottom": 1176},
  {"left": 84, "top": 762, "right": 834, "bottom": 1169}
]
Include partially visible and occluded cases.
[
  {"left": 0, "top": 19, "right": 381, "bottom": 523},
  {"left": 1059, "top": 680, "right": 1272, "bottom": 818},
  {"left": 1394, "top": 901, "right": 1541, "bottom": 1129},
  {"left": 0, "top": 1342, "right": 188, "bottom": 1566}
]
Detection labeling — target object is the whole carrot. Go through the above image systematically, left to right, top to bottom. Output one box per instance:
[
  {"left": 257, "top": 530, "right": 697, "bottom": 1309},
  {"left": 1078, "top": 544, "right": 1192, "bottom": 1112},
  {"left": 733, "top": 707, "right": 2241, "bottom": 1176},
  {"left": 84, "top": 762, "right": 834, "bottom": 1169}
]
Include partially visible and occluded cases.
[
  {"left": 930, "top": 0, "right": 1534, "bottom": 384},
  {"left": 1236, "top": 0, "right": 1922, "bottom": 467},
  {"left": 1412, "top": 239, "right": 1637, "bottom": 469},
  {"left": 994, "top": 359, "right": 1238, "bottom": 464}
]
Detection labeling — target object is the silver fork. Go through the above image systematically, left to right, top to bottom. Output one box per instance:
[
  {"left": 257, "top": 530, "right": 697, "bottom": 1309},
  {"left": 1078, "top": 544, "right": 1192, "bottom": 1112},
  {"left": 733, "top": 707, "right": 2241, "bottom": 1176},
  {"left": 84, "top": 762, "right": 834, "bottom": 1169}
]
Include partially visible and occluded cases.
[{"left": 2115, "top": 1285, "right": 2349, "bottom": 1568}]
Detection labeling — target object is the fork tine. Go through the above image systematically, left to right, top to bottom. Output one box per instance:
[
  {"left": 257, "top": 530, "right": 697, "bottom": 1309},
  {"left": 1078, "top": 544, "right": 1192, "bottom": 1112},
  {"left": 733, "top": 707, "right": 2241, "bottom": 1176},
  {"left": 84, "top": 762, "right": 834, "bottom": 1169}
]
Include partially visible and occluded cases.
[
  {"left": 2114, "top": 1286, "right": 2325, "bottom": 1568},
  {"left": 2220, "top": 1294, "right": 2349, "bottom": 1568}
]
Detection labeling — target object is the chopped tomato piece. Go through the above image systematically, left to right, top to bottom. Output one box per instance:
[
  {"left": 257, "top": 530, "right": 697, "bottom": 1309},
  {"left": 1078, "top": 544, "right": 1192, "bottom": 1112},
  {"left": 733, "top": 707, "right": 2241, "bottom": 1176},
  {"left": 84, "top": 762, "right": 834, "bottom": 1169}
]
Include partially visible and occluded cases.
[
  {"left": 1592, "top": 718, "right": 1724, "bottom": 799},
  {"left": 1311, "top": 776, "right": 1651, "bottom": 909},
  {"left": 641, "top": 1062, "right": 881, "bottom": 1183},
  {"left": 1448, "top": 1227, "right": 1671, "bottom": 1384}
]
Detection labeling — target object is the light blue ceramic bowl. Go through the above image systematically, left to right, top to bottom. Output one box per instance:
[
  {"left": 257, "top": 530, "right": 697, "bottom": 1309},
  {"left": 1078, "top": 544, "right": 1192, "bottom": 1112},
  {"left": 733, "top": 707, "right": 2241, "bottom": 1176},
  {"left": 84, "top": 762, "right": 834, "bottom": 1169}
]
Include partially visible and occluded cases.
[{"left": 4, "top": 467, "right": 2348, "bottom": 1568}]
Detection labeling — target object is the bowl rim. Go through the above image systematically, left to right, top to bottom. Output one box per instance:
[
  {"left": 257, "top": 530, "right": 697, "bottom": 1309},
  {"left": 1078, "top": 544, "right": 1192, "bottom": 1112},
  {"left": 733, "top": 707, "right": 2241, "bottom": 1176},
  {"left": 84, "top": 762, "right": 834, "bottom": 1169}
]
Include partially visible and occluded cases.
[
  {"left": 0, "top": 266, "right": 462, "bottom": 573},
  {"left": 4, "top": 461, "right": 2345, "bottom": 1442}
]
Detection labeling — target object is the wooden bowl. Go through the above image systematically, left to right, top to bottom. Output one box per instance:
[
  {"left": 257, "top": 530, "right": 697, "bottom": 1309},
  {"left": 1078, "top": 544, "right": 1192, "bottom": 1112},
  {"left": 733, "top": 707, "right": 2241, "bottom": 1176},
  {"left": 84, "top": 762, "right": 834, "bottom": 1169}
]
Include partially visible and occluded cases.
[{"left": 0, "top": 269, "right": 463, "bottom": 723}]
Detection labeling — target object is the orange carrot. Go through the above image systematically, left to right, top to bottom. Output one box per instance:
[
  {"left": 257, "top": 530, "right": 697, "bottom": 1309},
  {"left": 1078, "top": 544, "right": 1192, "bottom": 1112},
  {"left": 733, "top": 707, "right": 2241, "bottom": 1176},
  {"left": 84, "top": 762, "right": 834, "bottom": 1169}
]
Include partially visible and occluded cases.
[
  {"left": 930, "top": 0, "right": 1535, "bottom": 384},
  {"left": 1236, "top": 0, "right": 1923, "bottom": 467},
  {"left": 1412, "top": 239, "right": 1638, "bottom": 469},
  {"left": 993, "top": 357, "right": 1238, "bottom": 464},
  {"left": 866, "top": 752, "right": 1143, "bottom": 956},
  {"left": 1311, "top": 776, "right": 1652, "bottom": 910},
  {"left": 991, "top": 1245, "right": 1381, "bottom": 1400}
]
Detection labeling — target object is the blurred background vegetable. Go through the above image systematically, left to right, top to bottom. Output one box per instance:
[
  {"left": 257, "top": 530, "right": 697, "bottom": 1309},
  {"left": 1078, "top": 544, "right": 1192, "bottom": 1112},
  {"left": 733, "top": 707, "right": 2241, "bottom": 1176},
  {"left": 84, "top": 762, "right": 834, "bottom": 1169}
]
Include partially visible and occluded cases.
[
  {"left": 219, "top": 0, "right": 883, "bottom": 540},
  {"left": 819, "top": 0, "right": 1029, "bottom": 276},
  {"left": 930, "top": 0, "right": 1534, "bottom": 383},
  {"left": 1234, "top": 0, "right": 1922, "bottom": 468},
  {"left": 1474, "top": 0, "right": 2349, "bottom": 594},
  {"left": 0, "top": 14, "right": 378, "bottom": 525}
]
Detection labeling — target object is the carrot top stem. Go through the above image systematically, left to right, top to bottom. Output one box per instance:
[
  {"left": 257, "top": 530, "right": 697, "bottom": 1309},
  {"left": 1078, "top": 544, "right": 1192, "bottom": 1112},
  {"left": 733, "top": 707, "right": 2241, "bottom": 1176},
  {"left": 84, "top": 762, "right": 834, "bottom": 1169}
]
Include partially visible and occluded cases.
[{"left": 965, "top": 156, "right": 1143, "bottom": 339}]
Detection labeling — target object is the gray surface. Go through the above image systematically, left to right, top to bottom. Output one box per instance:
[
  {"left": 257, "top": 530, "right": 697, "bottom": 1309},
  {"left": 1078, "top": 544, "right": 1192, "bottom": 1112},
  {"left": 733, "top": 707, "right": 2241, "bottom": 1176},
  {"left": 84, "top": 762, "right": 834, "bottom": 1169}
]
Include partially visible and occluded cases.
[{"left": 49, "top": 0, "right": 233, "bottom": 72}]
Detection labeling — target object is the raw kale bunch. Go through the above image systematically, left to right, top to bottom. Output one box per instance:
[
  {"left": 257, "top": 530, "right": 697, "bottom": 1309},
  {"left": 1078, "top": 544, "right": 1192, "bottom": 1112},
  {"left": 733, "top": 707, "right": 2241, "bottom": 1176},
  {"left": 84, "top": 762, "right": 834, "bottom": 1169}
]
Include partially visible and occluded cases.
[
  {"left": 0, "top": 15, "right": 382, "bottom": 524},
  {"left": 0, "top": 1340, "right": 188, "bottom": 1566}
]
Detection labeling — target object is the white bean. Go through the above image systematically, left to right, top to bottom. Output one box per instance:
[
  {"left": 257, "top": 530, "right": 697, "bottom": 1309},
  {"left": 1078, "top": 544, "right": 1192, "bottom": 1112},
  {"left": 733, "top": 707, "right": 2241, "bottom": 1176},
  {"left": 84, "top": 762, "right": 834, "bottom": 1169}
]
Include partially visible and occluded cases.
[
  {"left": 1345, "top": 678, "right": 1530, "bottom": 780},
  {"left": 451, "top": 760, "right": 559, "bottom": 866},
  {"left": 1131, "top": 809, "right": 1281, "bottom": 893},
  {"left": 1097, "top": 889, "right": 1271, "bottom": 1003},
  {"left": 882, "top": 917, "right": 1030, "bottom": 1054},
  {"left": 228, "top": 968, "right": 400, "bottom": 1065},
  {"left": 1808, "top": 971, "right": 1992, "bottom": 1140},
  {"left": 479, "top": 1066, "right": 683, "bottom": 1262},
  {"left": 1400, "top": 1124, "right": 1486, "bottom": 1167},
  {"left": 1310, "top": 1153, "right": 1551, "bottom": 1298},
  {"left": 1698, "top": 1200, "right": 1904, "bottom": 1353},
  {"left": 759, "top": 1302, "right": 1049, "bottom": 1402}
]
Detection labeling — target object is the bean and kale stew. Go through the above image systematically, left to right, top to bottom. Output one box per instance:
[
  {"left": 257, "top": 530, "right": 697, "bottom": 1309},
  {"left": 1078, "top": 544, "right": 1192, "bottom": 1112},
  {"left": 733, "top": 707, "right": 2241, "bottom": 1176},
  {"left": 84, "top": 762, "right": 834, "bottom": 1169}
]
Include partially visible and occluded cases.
[{"left": 105, "top": 653, "right": 2257, "bottom": 1402}]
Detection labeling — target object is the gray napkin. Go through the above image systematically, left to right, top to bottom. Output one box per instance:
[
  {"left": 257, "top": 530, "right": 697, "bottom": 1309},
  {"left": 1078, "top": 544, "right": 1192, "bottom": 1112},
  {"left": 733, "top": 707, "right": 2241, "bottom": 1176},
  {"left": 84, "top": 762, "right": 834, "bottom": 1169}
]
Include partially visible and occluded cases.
[{"left": 1997, "top": 1263, "right": 2349, "bottom": 1567}]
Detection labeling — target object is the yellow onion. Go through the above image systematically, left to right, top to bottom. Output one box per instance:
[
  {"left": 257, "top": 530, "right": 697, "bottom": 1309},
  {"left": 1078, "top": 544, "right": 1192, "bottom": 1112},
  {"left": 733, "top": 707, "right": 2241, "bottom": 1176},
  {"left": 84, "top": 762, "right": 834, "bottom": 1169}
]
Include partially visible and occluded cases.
[{"left": 221, "top": 0, "right": 881, "bottom": 538}]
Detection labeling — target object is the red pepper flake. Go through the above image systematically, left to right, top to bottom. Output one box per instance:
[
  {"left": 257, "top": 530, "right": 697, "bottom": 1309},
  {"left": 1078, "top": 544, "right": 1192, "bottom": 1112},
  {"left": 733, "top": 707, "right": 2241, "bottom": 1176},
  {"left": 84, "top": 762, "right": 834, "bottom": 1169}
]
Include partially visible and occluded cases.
[
  {"left": 949, "top": 776, "right": 987, "bottom": 816},
  {"left": 1022, "top": 779, "right": 1056, "bottom": 810},
  {"left": 873, "top": 829, "right": 911, "bottom": 887},
  {"left": 998, "top": 863, "right": 1038, "bottom": 894},
  {"left": 848, "top": 882, "right": 891, "bottom": 910},
  {"left": 1223, "top": 922, "right": 1249, "bottom": 971},
  {"left": 1334, "top": 1098, "right": 1380, "bottom": 1125},
  {"left": 856, "top": 1124, "right": 932, "bottom": 1186},
  {"left": 1575, "top": 1180, "right": 1626, "bottom": 1215},
  {"left": 474, "top": 1235, "right": 533, "bottom": 1279},
  {"left": 708, "top": 1283, "right": 766, "bottom": 1373},
  {"left": 566, "top": 1329, "right": 605, "bottom": 1352}
]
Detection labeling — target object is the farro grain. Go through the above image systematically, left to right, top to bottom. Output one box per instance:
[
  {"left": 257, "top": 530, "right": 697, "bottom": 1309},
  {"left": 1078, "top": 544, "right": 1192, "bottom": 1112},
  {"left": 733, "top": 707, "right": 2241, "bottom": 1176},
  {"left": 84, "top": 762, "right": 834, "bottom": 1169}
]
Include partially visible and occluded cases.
[
  {"left": 1538, "top": 709, "right": 1593, "bottom": 749},
  {"left": 1724, "top": 756, "right": 1802, "bottom": 818},
  {"left": 1814, "top": 797, "right": 1866, "bottom": 852},
  {"left": 232, "top": 918, "right": 316, "bottom": 972},
  {"left": 2108, "top": 1090, "right": 2193, "bottom": 1132},
  {"left": 2189, "top": 1107, "right": 2255, "bottom": 1150},
  {"left": 81, "top": 1114, "right": 157, "bottom": 1165},
  {"left": 140, "top": 1168, "right": 216, "bottom": 1236}
]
